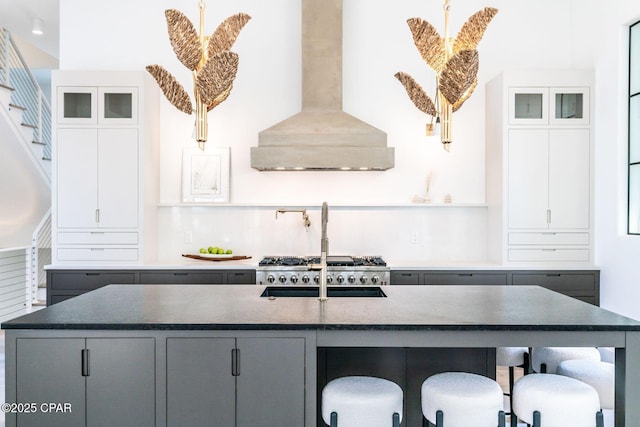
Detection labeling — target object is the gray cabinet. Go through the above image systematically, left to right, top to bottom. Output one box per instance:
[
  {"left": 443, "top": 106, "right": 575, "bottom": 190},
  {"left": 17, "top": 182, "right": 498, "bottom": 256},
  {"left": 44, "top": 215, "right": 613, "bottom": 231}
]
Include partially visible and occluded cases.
[
  {"left": 47, "top": 269, "right": 256, "bottom": 305},
  {"left": 390, "top": 269, "right": 600, "bottom": 305},
  {"left": 47, "top": 271, "right": 136, "bottom": 305},
  {"left": 511, "top": 271, "right": 599, "bottom": 305},
  {"left": 166, "top": 337, "right": 305, "bottom": 427},
  {"left": 15, "top": 338, "right": 155, "bottom": 427}
]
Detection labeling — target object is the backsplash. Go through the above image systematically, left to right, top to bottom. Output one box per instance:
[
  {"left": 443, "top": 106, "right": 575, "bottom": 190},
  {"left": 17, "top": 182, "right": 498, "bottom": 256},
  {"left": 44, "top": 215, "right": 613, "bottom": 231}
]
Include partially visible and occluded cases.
[{"left": 155, "top": 205, "right": 488, "bottom": 263}]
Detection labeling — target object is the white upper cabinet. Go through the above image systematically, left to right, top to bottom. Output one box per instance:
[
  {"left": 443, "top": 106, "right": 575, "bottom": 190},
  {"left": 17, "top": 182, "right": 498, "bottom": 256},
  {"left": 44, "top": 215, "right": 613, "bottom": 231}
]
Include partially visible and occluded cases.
[
  {"left": 57, "top": 86, "right": 138, "bottom": 125},
  {"left": 509, "top": 86, "right": 589, "bottom": 125}
]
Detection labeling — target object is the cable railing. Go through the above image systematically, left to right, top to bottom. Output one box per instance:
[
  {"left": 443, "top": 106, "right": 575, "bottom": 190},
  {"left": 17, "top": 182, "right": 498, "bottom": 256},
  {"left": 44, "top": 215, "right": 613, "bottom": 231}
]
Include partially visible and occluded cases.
[{"left": 0, "top": 27, "right": 52, "bottom": 160}]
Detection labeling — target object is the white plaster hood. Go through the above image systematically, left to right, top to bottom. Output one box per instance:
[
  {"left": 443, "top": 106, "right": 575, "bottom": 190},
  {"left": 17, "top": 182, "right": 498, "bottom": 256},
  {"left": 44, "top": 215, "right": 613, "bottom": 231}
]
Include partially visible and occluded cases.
[{"left": 251, "top": 0, "right": 394, "bottom": 171}]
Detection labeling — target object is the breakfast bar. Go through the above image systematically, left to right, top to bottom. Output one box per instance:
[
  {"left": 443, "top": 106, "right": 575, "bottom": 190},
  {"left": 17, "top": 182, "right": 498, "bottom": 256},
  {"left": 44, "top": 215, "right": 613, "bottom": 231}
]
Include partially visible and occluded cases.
[{"left": 3, "top": 284, "right": 640, "bottom": 427}]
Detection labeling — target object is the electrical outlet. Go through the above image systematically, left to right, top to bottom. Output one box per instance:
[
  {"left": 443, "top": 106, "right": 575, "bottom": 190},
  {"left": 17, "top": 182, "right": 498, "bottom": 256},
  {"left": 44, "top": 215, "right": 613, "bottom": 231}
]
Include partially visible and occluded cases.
[
  {"left": 184, "top": 231, "right": 193, "bottom": 243},
  {"left": 410, "top": 232, "right": 418, "bottom": 244}
]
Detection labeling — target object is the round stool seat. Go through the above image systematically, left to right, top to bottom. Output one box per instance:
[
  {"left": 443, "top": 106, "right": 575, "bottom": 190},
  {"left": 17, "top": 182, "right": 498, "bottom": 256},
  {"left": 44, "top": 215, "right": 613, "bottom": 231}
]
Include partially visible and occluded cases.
[
  {"left": 496, "top": 347, "right": 528, "bottom": 367},
  {"left": 531, "top": 347, "right": 600, "bottom": 373},
  {"left": 557, "top": 359, "right": 614, "bottom": 409},
  {"left": 421, "top": 372, "right": 503, "bottom": 427},
  {"left": 513, "top": 374, "right": 601, "bottom": 427},
  {"left": 322, "top": 376, "right": 403, "bottom": 427}
]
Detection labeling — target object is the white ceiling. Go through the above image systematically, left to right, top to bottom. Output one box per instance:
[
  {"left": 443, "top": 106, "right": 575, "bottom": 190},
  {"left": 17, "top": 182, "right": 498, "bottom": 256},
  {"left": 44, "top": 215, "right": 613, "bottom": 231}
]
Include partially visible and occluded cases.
[{"left": 0, "top": 0, "right": 59, "bottom": 63}]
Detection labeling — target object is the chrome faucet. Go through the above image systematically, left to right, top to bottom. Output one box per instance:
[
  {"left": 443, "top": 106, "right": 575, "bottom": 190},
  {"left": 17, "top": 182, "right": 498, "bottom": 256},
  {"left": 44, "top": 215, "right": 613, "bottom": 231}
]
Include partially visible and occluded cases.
[{"left": 309, "top": 202, "right": 329, "bottom": 301}]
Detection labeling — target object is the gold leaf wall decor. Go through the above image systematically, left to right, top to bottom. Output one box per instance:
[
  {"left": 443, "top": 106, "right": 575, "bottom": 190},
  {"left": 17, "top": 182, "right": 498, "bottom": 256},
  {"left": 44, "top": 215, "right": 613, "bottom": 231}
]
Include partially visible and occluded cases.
[
  {"left": 395, "top": 1, "right": 497, "bottom": 151},
  {"left": 147, "top": 2, "right": 251, "bottom": 150}
]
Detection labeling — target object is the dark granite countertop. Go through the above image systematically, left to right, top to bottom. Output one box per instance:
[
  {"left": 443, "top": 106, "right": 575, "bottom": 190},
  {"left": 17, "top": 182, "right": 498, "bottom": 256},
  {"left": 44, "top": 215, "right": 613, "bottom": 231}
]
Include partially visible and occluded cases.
[{"left": 3, "top": 284, "right": 639, "bottom": 331}]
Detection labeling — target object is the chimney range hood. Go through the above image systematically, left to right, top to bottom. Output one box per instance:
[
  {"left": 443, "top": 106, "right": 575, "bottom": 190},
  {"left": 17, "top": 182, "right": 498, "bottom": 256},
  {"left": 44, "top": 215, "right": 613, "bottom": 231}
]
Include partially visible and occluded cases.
[{"left": 251, "top": 0, "right": 394, "bottom": 171}]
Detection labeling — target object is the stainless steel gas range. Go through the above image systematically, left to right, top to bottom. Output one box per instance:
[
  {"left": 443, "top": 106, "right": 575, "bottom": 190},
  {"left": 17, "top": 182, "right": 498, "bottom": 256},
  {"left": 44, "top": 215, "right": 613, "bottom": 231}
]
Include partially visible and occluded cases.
[{"left": 256, "top": 256, "right": 390, "bottom": 286}]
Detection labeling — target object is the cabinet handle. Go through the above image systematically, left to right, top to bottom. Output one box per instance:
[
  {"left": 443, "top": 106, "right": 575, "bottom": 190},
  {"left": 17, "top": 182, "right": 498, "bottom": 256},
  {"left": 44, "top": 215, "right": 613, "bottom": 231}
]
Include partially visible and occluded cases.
[
  {"left": 96, "top": 209, "right": 100, "bottom": 224},
  {"left": 546, "top": 209, "right": 551, "bottom": 224},
  {"left": 85, "top": 273, "right": 100, "bottom": 276},
  {"left": 172, "top": 273, "right": 188, "bottom": 276},
  {"left": 458, "top": 274, "right": 473, "bottom": 277},
  {"left": 546, "top": 274, "right": 561, "bottom": 277},
  {"left": 231, "top": 348, "right": 240, "bottom": 376},
  {"left": 81, "top": 349, "right": 90, "bottom": 376}
]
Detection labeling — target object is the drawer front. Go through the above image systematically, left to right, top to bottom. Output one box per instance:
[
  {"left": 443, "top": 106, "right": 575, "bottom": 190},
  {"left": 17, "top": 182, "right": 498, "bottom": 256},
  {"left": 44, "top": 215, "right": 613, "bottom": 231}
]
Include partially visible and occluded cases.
[
  {"left": 58, "top": 231, "right": 138, "bottom": 245},
  {"left": 508, "top": 232, "right": 589, "bottom": 245},
  {"left": 57, "top": 247, "right": 139, "bottom": 261},
  {"left": 508, "top": 249, "right": 589, "bottom": 262},
  {"left": 225, "top": 271, "right": 256, "bottom": 284},
  {"left": 390, "top": 271, "right": 421, "bottom": 285},
  {"left": 50, "top": 272, "right": 136, "bottom": 290},
  {"left": 139, "top": 272, "right": 224, "bottom": 284},
  {"left": 424, "top": 273, "right": 508, "bottom": 285},
  {"left": 512, "top": 273, "right": 596, "bottom": 291}
]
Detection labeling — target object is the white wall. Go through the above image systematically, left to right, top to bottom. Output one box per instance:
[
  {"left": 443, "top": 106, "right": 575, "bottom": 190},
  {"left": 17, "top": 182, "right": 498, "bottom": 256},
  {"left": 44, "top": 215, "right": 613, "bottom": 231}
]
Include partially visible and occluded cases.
[{"left": 58, "top": 0, "right": 640, "bottom": 318}]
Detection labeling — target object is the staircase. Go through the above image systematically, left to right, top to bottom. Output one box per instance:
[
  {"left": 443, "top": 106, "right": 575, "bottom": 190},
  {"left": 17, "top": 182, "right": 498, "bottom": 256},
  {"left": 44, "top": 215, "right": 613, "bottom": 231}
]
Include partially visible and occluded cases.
[
  {"left": 0, "top": 27, "right": 52, "bottom": 181},
  {"left": 0, "top": 27, "right": 52, "bottom": 308}
]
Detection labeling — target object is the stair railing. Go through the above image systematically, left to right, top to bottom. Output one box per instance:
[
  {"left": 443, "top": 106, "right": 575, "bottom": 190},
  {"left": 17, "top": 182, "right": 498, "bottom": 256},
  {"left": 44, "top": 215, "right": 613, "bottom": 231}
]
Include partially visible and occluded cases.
[
  {"left": 0, "top": 27, "right": 52, "bottom": 160},
  {"left": 29, "top": 209, "right": 52, "bottom": 307}
]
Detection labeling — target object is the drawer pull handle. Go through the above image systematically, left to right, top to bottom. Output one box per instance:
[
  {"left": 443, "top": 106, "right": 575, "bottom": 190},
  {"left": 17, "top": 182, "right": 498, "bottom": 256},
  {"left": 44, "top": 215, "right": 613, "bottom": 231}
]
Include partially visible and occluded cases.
[
  {"left": 90, "top": 248, "right": 105, "bottom": 251},
  {"left": 541, "top": 249, "right": 556, "bottom": 252},
  {"left": 85, "top": 273, "right": 100, "bottom": 276},
  {"left": 173, "top": 273, "right": 188, "bottom": 276},
  {"left": 458, "top": 274, "right": 473, "bottom": 277},
  {"left": 546, "top": 274, "right": 561, "bottom": 277}
]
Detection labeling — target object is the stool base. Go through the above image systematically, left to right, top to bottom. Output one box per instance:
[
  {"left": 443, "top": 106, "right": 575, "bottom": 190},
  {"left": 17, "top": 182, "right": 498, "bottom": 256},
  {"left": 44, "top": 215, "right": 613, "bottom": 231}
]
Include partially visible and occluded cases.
[
  {"left": 423, "top": 410, "right": 505, "bottom": 427},
  {"left": 330, "top": 411, "right": 400, "bottom": 427}
]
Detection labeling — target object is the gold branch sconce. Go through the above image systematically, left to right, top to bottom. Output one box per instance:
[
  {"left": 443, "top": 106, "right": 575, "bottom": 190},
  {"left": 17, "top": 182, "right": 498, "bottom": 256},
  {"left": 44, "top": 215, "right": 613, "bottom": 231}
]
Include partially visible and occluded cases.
[
  {"left": 146, "top": 1, "right": 251, "bottom": 150},
  {"left": 395, "top": 1, "right": 497, "bottom": 151}
]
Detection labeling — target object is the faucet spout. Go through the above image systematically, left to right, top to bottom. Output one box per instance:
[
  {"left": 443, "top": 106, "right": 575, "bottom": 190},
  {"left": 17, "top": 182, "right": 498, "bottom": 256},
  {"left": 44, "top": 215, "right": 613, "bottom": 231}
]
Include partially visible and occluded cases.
[{"left": 319, "top": 202, "right": 329, "bottom": 301}]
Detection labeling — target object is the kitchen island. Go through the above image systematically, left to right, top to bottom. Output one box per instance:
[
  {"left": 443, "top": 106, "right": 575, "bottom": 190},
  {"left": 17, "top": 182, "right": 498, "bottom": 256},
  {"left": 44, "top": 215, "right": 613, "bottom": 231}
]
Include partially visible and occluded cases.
[{"left": 3, "top": 284, "right": 640, "bottom": 427}]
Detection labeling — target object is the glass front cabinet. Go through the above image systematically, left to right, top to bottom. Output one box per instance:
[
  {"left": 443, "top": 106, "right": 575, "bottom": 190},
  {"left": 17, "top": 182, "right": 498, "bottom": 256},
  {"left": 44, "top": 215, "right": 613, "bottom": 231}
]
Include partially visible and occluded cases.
[
  {"left": 56, "top": 86, "right": 138, "bottom": 125},
  {"left": 509, "top": 87, "right": 589, "bottom": 125}
]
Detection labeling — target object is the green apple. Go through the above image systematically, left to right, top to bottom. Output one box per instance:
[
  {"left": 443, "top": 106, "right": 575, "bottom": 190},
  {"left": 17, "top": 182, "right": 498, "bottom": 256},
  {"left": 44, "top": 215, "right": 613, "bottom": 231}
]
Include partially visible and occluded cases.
[
  {"left": 208, "top": 246, "right": 216, "bottom": 254},
  {"left": 199, "top": 248, "right": 207, "bottom": 254},
  {"left": 217, "top": 248, "right": 225, "bottom": 254},
  {"left": 226, "top": 249, "right": 233, "bottom": 254}
]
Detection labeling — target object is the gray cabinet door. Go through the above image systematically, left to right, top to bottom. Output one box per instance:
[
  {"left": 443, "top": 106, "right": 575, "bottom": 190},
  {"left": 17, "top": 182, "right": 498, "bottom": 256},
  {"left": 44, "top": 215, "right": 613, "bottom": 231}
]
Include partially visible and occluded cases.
[
  {"left": 139, "top": 271, "right": 223, "bottom": 284},
  {"left": 16, "top": 338, "right": 86, "bottom": 427},
  {"left": 85, "top": 338, "right": 155, "bottom": 427},
  {"left": 166, "top": 338, "right": 236, "bottom": 427},
  {"left": 236, "top": 338, "right": 305, "bottom": 427}
]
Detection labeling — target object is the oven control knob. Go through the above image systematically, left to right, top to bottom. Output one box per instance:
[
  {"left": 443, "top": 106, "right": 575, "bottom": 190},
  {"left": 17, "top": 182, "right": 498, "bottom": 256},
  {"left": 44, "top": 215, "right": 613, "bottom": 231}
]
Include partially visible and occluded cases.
[
  {"left": 267, "top": 275, "right": 276, "bottom": 283},
  {"left": 279, "top": 275, "right": 287, "bottom": 283},
  {"left": 290, "top": 275, "right": 298, "bottom": 284},
  {"left": 302, "top": 275, "right": 310, "bottom": 283},
  {"left": 314, "top": 275, "right": 320, "bottom": 284},
  {"left": 327, "top": 275, "right": 333, "bottom": 284},
  {"left": 336, "top": 275, "right": 345, "bottom": 284},
  {"left": 348, "top": 275, "right": 356, "bottom": 284},
  {"left": 359, "top": 275, "right": 368, "bottom": 284},
  {"left": 371, "top": 275, "right": 380, "bottom": 284}
]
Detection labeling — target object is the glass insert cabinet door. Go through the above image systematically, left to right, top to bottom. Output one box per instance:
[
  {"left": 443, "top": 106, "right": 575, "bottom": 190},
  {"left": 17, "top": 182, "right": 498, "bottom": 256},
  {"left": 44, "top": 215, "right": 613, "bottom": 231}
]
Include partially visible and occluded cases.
[
  {"left": 629, "top": 21, "right": 640, "bottom": 234},
  {"left": 57, "top": 86, "right": 138, "bottom": 125},
  {"left": 509, "top": 87, "right": 589, "bottom": 125}
]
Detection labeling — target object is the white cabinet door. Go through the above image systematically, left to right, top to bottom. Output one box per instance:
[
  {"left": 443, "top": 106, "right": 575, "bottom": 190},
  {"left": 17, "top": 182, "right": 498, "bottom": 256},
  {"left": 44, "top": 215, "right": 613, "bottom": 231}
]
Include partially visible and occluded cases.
[
  {"left": 57, "top": 128, "right": 98, "bottom": 228},
  {"left": 57, "top": 128, "right": 138, "bottom": 229},
  {"left": 97, "top": 128, "right": 138, "bottom": 228},
  {"left": 508, "top": 129, "right": 549, "bottom": 229},
  {"left": 549, "top": 129, "right": 590, "bottom": 229}
]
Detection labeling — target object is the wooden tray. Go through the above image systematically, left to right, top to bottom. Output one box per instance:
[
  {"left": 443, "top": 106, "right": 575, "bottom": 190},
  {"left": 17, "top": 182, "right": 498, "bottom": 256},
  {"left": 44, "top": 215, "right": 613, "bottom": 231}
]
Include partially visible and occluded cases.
[{"left": 182, "top": 254, "right": 252, "bottom": 262}]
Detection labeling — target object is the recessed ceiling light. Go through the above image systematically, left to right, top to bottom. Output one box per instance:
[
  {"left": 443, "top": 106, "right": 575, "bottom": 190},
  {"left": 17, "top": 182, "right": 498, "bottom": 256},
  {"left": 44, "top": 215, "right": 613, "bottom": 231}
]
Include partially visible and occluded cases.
[{"left": 32, "top": 18, "right": 43, "bottom": 35}]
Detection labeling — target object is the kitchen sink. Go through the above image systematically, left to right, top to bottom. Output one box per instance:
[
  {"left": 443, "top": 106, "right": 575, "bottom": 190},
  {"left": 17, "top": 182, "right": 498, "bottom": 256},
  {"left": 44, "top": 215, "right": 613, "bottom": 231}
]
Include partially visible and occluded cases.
[{"left": 260, "top": 286, "right": 387, "bottom": 298}]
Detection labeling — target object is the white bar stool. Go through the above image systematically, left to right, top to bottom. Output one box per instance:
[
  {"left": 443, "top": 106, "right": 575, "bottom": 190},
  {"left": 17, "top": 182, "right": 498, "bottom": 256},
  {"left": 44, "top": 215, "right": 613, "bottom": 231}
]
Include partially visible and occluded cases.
[
  {"left": 530, "top": 346, "right": 600, "bottom": 373},
  {"left": 496, "top": 347, "right": 528, "bottom": 427},
  {"left": 557, "top": 359, "right": 615, "bottom": 409},
  {"left": 421, "top": 372, "right": 505, "bottom": 427},
  {"left": 512, "top": 373, "right": 604, "bottom": 427},
  {"left": 321, "top": 376, "right": 403, "bottom": 427}
]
